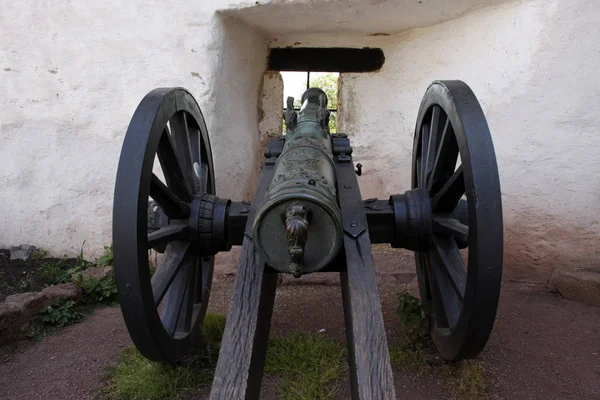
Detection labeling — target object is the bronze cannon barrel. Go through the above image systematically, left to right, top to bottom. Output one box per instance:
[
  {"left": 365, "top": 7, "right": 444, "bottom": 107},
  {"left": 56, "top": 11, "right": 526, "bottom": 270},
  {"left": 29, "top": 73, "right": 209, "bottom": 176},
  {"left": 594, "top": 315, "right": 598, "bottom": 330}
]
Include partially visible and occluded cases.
[{"left": 253, "top": 88, "right": 343, "bottom": 276}]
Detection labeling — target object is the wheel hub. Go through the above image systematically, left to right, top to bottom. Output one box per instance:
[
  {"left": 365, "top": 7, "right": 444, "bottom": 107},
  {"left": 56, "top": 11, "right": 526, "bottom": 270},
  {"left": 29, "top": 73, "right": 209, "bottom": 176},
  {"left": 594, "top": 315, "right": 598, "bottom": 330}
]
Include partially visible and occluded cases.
[
  {"left": 389, "top": 188, "right": 432, "bottom": 252},
  {"left": 189, "top": 193, "right": 231, "bottom": 255}
]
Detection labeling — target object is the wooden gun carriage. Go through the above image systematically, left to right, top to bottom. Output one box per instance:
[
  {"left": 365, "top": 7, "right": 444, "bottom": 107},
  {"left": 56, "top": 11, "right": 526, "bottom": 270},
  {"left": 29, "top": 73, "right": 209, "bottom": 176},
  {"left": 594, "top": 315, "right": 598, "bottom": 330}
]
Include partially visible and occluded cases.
[{"left": 113, "top": 80, "right": 503, "bottom": 399}]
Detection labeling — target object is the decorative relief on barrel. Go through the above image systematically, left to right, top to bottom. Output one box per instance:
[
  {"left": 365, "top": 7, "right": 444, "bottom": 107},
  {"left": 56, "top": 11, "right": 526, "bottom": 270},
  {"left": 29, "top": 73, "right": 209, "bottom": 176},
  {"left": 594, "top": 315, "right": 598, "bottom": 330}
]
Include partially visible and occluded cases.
[
  {"left": 284, "top": 96, "right": 297, "bottom": 134},
  {"left": 284, "top": 136, "right": 330, "bottom": 153},
  {"left": 282, "top": 148, "right": 320, "bottom": 166},
  {"left": 269, "top": 168, "right": 335, "bottom": 196}
]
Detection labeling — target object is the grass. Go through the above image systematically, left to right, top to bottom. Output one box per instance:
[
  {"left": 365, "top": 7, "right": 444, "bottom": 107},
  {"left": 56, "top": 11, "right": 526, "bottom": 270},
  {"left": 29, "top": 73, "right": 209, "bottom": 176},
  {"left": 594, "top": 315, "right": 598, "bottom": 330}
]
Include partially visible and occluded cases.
[
  {"left": 100, "top": 290, "right": 487, "bottom": 400},
  {"left": 390, "top": 290, "right": 488, "bottom": 399},
  {"left": 102, "top": 313, "right": 226, "bottom": 400},
  {"left": 102, "top": 316, "right": 346, "bottom": 400},
  {"left": 264, "top": 332, "right": 347, "bottom": 400},
  {"left": 388, "top": 341, "right": 426, "bottom": 371},
  {"left": 441, "top": 360, "right": 486, "bottom": 400}
]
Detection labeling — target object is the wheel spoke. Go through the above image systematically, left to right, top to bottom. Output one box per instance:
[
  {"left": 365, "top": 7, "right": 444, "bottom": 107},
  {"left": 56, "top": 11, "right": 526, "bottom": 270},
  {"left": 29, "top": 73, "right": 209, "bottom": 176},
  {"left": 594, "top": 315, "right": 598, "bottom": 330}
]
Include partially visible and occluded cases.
[
  {"left": 424, "top": 106, "right": 445, "bottom": 186},
  {"left": 169, "top": 112, "right": 196, "bottom": 195},
  {"left": 428, "top": 120, "right": 459, "bottom": 194},
  {"left": 188, "top": 123, "right": 202, "bottom": 191},
  {"left": 188, "top": 124, "right": 201, "bottom": 164},
  {"left": 420, "top": 124, "right": 430, "bottom": 187},
  {"left": 157, "top": 129, "right": 194, "bottom": 201},
  {"left": 416, "top": 157, "right": 423, "bottom": 189},
  {"left": 200, "top": 162, "right": 209, "bottom": 194},
  {"left": 431, "top": 165, "right": 465, "bottom": 213},
  {"left": 149, "top": 174, "right": 190, "bottom": 219},
  {"left": 432, "top": 215, "right": 468, "bottom": 244},
  {"left": 147, "top": 224, "right": 189, "bottom": 249},
  {"left": 430, "top": 236, "right": 466, "bottom": 299},
  {"left": 151, "top": 242, "right": 193, "bottom": 305},
  {"left": 427, "top": 246, "right": 462, "bottom": 329},
  {"left": 416, "top": 252, "right": 431, "bottom": 308},
  {"left": 423, "top": 254, "right": 450, "bottom": 327},
  {"left": 160, "top": 255, "right": 196, "bottom": 336},
  {"left": 177, "top": 256, "right": 198, "bottom": 334},
  {"left": 198, "top": 256, "right": 213, "bottom": 301}
]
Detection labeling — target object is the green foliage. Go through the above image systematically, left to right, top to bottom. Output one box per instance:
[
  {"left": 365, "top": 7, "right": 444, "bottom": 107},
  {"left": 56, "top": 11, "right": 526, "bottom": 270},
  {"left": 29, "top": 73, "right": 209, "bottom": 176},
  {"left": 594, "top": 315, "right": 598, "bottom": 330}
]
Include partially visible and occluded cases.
[
  {"left": 283, "top": 73, "right": 338, "bottom": 134},
  {"left": 309, "top": 73, "right": 338, "bottom": 133},
  {"left": 75, "top": 240, "right": 93, "bottom": 271},
  {"left": 65, "top": 241, "right": 95, "bottom": 283},
  {"left": 70, "top": 243, "right": 117, "bottom": 304},
  {"left": 94, "top": 244, "right": 114, "bottom": 267},
  {"left": 31, "top": 248, "right": 47, "bottom": 260},
  {"left": 41, "top": 258, "right": 71, "bottom": 284},
  {"left": 19, "top": 271, "right": 36, "bottom": 291},
  {"left": 79, "top": 276, "right": 118, "bottom": 304},
  {"left": 390, "top": 291, "right": 431, "bottom": 370},
  {"left": 391, "top": 291, "right": 487, "bottom": 399},
  {"left": 396, "top": 291, "right": 430, "bottom": 348},
  {"left": 39, "top": 299, "right": 82, "bottom": 327},
  {"left": 200, "top": 312, "right": 226, "bottom": 343},
  {"left": 102, "top": 313, "right": 226, "bottom": 400},
  {"left": 103, "top": 316, "right": 347, "bottom": 400},
  {"left": 25, "top": 325, "right": 51, "bottom": 341},
  {"left": 264, "top": 332, "right": 346, "bottom": 400},
  {"left": 388, "top": 342, "right": 426, "bottom": 371},
  {"left": 103, "top": 347, "right": 210, "bottom": 400}
]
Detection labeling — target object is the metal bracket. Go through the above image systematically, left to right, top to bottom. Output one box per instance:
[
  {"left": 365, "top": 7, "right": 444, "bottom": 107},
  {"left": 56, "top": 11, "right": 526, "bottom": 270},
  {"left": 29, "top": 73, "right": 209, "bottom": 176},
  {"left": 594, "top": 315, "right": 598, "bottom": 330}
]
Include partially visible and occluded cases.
[{"left": 333, "top": 136, "right": 366, "bottom": 238}]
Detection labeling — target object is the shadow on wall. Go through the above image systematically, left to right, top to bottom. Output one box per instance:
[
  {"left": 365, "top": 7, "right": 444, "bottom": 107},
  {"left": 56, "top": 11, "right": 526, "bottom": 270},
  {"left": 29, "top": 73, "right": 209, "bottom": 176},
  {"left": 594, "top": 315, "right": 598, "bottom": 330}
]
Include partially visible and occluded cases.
[{"left": 204, "top": 14, "right": 270, "bottom": 201}]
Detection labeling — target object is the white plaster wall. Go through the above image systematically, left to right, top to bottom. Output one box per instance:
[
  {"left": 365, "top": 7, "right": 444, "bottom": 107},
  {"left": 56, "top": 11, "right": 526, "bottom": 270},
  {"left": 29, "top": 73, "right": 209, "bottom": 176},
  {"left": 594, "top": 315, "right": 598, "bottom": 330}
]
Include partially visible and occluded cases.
[
  {"left": 1, "top": 0, "right": 598, "bottom": 282},
  {"left": 1, "top": 0, "right": 503, "bottom": 258},
  {"left": 225, "top": 0, "right": 508, "bottom": 35},
  {"left": 274, "top": 0, "right": 600, "bottom": 281},
  {"left": 0, "top": 1, "right": 268, "bottom": 257},
  {"left": 258, "top": 71, "right": 284, "bottom": 149}
]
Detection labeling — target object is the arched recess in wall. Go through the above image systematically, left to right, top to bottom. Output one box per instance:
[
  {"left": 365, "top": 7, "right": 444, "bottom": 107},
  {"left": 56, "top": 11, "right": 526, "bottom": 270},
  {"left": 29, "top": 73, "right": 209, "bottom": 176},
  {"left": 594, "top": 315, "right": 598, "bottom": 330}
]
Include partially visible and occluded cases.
[{"left": 258, "top": 47, "right": 385, "bottom": 146}]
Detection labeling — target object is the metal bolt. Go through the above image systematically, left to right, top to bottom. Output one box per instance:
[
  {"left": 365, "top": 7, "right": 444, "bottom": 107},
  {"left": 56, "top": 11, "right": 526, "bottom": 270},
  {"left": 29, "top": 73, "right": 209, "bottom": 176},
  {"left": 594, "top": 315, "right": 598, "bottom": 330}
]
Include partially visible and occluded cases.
[{"left": 355, "top": 163, "right": 363, "bottom": 176}]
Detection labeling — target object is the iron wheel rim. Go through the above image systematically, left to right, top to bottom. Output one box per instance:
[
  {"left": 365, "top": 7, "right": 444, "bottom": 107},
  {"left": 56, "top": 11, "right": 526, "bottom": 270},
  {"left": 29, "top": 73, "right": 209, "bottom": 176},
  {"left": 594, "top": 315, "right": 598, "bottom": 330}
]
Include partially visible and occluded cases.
[
  {"left": 411, "top": 80, "right": 503, "bottom": 360},
  {"left": 113, "top": 87, "right": 215, "bottom": 362}
]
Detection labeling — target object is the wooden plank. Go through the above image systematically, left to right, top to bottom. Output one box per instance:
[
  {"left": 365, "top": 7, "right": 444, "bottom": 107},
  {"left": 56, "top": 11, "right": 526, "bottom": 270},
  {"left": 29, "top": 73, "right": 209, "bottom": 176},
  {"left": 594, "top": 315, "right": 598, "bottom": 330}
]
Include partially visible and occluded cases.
[
  {"left": 334, "top": 136, "right": 396, "bottom": 400},
  {"left": 210, "top": 140, "right": 282, "bottom": 400},
  {"left": 340, "top": 234, "right": 396, "bottom": 400}
]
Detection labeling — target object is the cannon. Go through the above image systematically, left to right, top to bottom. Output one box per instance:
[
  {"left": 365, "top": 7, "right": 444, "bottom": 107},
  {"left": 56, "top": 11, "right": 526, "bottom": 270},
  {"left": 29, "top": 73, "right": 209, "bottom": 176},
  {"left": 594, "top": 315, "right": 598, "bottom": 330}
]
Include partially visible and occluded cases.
[{"left": 113, "top": 80, "right": 502, "bottom": 399}]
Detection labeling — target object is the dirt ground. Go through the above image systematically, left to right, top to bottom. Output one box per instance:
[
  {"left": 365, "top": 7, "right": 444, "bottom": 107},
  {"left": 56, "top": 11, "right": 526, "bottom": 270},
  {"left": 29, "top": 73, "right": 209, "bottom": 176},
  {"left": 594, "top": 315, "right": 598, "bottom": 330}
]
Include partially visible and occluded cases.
[
  {"left": 1, "top": 247, "right": 599, "bottom": 399},
  {"left": 0, "top": 249, "right": 81, "bottom": 302}
]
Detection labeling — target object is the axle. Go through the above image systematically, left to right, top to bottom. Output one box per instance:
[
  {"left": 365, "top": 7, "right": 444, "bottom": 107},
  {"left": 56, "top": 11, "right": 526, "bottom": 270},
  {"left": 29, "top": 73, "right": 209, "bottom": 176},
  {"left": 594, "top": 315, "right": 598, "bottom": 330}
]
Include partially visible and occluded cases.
[{"left": 162, "top": 192, "right": 468, "bottom": 271}]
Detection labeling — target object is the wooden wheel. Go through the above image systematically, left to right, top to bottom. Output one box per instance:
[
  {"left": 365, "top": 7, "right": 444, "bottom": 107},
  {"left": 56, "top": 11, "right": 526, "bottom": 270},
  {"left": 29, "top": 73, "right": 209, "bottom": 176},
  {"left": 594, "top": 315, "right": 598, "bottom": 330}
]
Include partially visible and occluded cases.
[
  {"left": 411, "top": 80, "right": 503, "bottom": 360},
  {"left": 113, "top": 88, "right": 215, "bottom": 362}
]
